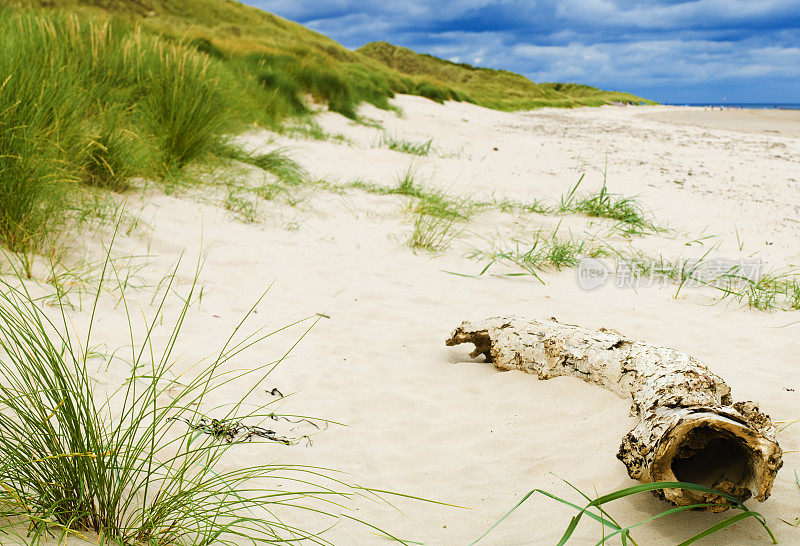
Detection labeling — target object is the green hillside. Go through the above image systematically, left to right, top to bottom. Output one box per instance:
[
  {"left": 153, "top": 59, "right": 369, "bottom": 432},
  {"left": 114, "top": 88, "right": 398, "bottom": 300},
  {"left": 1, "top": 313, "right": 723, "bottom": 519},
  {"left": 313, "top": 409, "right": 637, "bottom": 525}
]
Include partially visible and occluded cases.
[
  {"left": 0, "top": 0, "right": 652, "bottom": 263},
  {"left": 19, "top": 0, "right": 471, "bottom": 118},
  {"left": 22, "top": 0, "right": 364, "bottom": 56},
  {"left": 22, "top": 1, "right": 652, "bottom": 113},
  {"left": 358, "top": 41, "right": 655, "bottom": 110}
]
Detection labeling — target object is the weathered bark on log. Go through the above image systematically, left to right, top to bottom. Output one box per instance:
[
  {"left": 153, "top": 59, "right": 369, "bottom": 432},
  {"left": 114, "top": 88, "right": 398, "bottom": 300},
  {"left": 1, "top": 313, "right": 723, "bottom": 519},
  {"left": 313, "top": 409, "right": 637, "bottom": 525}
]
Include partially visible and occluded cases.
[{"left": 446, "top": 316, "right": 782, "bottom": 511}]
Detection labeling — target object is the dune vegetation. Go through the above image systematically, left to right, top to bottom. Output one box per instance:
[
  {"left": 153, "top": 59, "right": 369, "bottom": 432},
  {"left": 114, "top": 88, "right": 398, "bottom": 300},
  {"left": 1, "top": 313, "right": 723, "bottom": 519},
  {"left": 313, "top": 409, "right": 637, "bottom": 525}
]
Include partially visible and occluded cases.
[
  {"left": 0, "top": 0, "right": 654, "bottom": 267},
  {"left": 0, "top": 0, "right": 472, "bottom": 267},
  {"left": 17, "top": 0, "right": 471, "bottom": 116},
  {"left": 0, "top": 8, "right": 238, "bottom": 270},
  {"left": 357, "top": 41, "right": 656, "bottom": 110},
  {"left": 0, "top": 257, "right": 356, "bottom": 544}
]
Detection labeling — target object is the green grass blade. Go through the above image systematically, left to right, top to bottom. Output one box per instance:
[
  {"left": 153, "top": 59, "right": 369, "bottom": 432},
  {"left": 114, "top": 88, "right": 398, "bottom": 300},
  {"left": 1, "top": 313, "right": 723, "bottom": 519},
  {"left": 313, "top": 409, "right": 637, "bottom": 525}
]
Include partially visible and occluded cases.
[{"left": 677, "top": 511, "right": 777, "bottom": 545}]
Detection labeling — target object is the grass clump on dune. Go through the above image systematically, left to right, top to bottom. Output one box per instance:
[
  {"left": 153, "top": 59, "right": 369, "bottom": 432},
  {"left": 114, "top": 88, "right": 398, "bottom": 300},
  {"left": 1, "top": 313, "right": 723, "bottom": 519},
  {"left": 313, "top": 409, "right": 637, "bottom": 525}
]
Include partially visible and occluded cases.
[
  {"left": 0, "top": 5, "right": 349, "bottom": 271},
  {"left": 0, "top": 9, "right": 245, "bottom": 265},
  {"left": 139, "top": 43, "right": 235, "bottom": 170},
  {"left": 231, "top": 51, "right": 461, "bottom": 119},
  {"left": 243, "top": 53, "right": 359, "bottom": 119},
  {"left": 0, "top": 76, "right": 72, "bottom": 259},
  {"left": 412, "top": 81, "right": 469, "bottom": 104},
  {"left": 83, "top": 106, "right": 148, "bottom": 191},
  {"left": 378, "top": 133, "right": 434, "bottom": 156},
  {"left": 216, "top": 143, "right": 308, "bottom": 187},
  {"left": 214, "top": 144, "right": 311, "bottom": 210},
  {"left": 249, "top": 149, "right": 308, "bottom": 186},
  {"left": 348, "top": 166, "right": 470, "bottom": 220},
  {"left": 343, "top": 167, "right": 468, "bottom": 253},
  {"left": 394, "top": 169, "right": 467, "bottom": 252},
  {"left": 559, "top": 173, "right": 660, "bottom": 235},
  {"left": 224, "top": 188, "right": 261, "bottom": 223},
  {"left": 407, "top": 212, "right": 462, "bottom": 253},
  {"left": 468, "top": 228, "right": 608, "bottom": 281},
  {"left": 604, "top": 249, "right": 800, "bottom": 312},
  {"left": 0, "top": 254, "right": 391, "bottom": 544},
  {"left": 687, "top": 264, "right": 800, "bottom": 312},
  {"left": 732, "top": 271, "right": 800, "bottom": 311}
]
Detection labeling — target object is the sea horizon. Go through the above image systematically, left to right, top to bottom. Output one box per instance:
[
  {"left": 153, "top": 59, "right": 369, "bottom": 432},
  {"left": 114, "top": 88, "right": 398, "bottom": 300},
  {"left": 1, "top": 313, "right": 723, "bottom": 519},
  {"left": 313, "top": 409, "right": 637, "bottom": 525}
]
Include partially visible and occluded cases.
[{"left": 665, "top": 102, "right": 800, "bottom": 110}]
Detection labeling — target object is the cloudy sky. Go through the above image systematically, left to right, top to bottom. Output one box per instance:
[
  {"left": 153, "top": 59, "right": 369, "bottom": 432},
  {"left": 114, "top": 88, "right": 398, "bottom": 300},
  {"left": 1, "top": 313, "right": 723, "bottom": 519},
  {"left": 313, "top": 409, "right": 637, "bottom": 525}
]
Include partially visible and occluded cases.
[{"left": 246, "top": 1, "right": 800, "bottom": 103}]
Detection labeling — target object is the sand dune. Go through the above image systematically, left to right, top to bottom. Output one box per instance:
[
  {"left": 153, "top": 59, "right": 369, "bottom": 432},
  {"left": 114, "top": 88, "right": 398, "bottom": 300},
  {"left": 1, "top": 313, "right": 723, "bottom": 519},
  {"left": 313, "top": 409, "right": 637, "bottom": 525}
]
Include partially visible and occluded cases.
[{"left": 47, "top": 98, "right": 800, "bottom": 544}]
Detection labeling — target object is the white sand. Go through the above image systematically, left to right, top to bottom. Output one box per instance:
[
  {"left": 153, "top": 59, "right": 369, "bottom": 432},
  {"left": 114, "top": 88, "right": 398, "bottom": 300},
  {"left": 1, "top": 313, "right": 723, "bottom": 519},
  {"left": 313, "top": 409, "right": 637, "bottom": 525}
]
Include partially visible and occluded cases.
[{"left": 41, "top": 98, "right": 800, "bottom": 544}]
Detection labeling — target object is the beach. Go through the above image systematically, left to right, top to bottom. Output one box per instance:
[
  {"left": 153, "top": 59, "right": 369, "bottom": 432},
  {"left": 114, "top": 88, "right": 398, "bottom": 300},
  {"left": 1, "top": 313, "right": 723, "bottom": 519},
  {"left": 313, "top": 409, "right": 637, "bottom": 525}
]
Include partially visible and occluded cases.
[
  {"left": 44, "top": 98, "right": 800, "bottom": 544},
  {"left": 644, "top": 107, "right": 800, "bottom": 138}
]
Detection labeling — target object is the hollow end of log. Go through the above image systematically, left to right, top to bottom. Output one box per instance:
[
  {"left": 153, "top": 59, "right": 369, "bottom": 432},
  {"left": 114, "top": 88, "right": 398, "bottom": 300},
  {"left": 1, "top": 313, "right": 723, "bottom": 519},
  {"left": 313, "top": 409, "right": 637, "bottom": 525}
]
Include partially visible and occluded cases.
[
  {"left": 446, "top": 317, "right": 783, "bottom": 512},
  {"left": 647, "top": 411, "right": 782, "bottom": 511}
]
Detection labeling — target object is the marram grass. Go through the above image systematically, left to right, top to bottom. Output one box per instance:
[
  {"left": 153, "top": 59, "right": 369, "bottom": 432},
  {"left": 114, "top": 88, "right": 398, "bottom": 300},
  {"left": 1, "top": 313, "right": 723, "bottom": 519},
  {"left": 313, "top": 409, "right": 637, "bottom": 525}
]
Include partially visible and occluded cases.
[
  {"left": 0, "top": 9, "right": 242, "bottom": 262},
  {"left": 0, "top": 249, "right": 414, "bottom": 544}
]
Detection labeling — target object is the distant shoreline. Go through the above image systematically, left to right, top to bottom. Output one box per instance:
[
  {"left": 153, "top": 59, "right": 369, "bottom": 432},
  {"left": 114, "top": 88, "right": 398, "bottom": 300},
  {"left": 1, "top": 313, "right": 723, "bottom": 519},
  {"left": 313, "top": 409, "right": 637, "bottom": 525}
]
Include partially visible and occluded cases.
[
  {"left": 665, "top": 102, "right": 800, "bottom": 110},
  {"left": 638, "top": 104, "right": 800, "bottom": 137}
]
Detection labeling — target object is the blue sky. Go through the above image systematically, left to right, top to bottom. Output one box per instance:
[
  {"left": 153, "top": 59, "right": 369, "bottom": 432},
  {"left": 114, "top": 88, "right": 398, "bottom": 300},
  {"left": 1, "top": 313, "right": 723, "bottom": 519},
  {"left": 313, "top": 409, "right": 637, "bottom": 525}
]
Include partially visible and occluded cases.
[{"left": 246, "top": 1, "right": 800, "bottom": 103}]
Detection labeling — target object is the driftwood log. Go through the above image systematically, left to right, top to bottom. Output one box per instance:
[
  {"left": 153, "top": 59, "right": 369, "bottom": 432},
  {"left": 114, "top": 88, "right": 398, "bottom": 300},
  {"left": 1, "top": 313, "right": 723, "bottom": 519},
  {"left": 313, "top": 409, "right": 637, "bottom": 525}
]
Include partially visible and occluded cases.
[{"left": 446, "top": 316, "right": 782, "bottom": 511}]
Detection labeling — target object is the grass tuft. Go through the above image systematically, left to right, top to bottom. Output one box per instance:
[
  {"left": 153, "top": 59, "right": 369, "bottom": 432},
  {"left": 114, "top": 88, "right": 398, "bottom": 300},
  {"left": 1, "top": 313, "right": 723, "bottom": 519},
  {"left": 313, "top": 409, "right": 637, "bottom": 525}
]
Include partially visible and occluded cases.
[
  {"left": 140, "top": 41, "right": 234, "bottom": 170},
  {"left": 83, "top": 106, "right": 147, "bottom": 191},
  {"left": 379, "top": 133, "right": 433, "bottom": 156},
  {"left": 216, "top": 143, "right": 308, "bottom": 187},
  {"left": 248, "top": 149, "right": 308, "bottom": 186},
  {"left": 559, "top": 173, "right": 660, "bottom": 235},
  {"left": 224, "top": 188, "right": 260, "bottom": 223},
  {"left": 495, "top": 196, "right": 553, "bottom": 215},
  {"left": 407, "top": 212, "right": 461, "bottom": 253},
  {"left": 468, "top": 228, "right": 608, "bottom": 280},
  {"left": 0, "top": 250, "right": 405, "bottom": 544},
  {"left": 705, "top": 267, "right": 800, "bottom": 312}
]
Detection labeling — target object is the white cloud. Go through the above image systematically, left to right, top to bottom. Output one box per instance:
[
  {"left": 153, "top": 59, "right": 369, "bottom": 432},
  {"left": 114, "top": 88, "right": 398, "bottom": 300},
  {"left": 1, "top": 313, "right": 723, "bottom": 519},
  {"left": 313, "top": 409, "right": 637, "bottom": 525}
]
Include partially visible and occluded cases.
[
  {"left": 555, "top": 0, "right": 799, "bottom": 30},
  {"left": 512, "top": 39, "right": 800, "bottom": 85}
]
